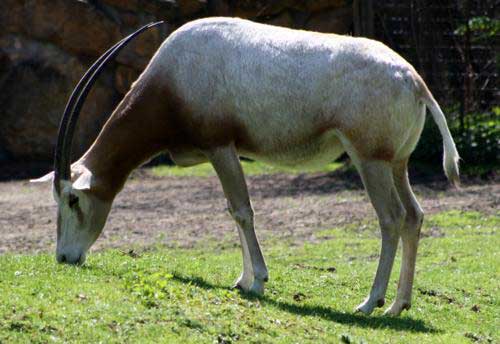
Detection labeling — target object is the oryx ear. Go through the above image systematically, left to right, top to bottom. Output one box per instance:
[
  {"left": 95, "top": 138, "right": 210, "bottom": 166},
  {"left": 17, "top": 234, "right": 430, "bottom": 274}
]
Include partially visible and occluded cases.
[
  {"left": 72, "top": 168, "right": 94, "bottom": 191},
  {"left": 30, "top": 171, "right": 54, "bottom": 183}
]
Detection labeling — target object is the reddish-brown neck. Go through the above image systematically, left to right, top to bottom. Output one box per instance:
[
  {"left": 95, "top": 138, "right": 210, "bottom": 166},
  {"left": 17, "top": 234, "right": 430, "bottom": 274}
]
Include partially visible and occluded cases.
[{"left": 79, "top": 78, "right": 171, "bottom": 200}]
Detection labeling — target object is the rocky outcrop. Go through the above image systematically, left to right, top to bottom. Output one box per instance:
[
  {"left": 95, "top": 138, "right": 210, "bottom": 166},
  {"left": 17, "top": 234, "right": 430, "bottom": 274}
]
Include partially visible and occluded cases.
[
  {"left": 0, "top": 0, "right": 352, "bottom": 168},
  {"left": 0, "top": 34, "right": 117, "bottom": 161}
]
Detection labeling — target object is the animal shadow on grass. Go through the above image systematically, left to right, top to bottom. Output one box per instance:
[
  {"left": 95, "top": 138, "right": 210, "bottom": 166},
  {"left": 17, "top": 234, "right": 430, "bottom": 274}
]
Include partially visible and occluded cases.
[
  {"left": 171, "top": 273, "right": 438, "bottom": 333},
  {"left": 171, "top": 273, "right": 226, "bottom": 290}
]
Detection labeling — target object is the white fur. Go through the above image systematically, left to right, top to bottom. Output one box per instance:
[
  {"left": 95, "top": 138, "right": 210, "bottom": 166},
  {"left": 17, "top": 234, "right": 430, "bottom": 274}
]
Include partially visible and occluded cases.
[
  {"left": 148, "top": 17, "right": 421, "bottom": 165},
  {"left": 72, "top": 166, "right": 94, "bottom": 190},
  {"left": 30, "top": 171, "right": 54, "bottom": 183}
]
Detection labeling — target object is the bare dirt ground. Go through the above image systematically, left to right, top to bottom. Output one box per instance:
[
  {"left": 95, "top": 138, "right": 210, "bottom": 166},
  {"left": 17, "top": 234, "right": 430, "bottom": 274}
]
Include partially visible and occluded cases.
[{"left": 0, "top": 168, "right": 498, "bottom": 255}]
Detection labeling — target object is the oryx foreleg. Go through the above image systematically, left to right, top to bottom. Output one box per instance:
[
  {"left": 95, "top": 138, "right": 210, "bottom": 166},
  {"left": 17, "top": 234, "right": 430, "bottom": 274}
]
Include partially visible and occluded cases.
[{"left": 206, "top": 144, "right": 268, "bottom": 294}]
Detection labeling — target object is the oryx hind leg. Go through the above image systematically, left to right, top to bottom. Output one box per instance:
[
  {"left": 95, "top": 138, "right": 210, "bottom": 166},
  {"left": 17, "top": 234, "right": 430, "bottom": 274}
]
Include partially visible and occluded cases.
[
  {"left": 205, "top": 144, "right": 268, "bottom": 295},
  {"left": 354, "top": 159, "right": 406, "bottom": 315},
  {"left": 384, "top": 159, "right": 423, "bottom": 315}
]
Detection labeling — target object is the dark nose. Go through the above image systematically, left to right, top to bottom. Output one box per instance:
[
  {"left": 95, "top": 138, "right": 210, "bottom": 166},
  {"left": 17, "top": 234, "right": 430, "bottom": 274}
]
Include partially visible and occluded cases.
[
  {"left": 56, "top": 253, "right": 83, "bottom": 265},
  {"left": 57, "top": 253, "right": 67, "bottom": 264}
]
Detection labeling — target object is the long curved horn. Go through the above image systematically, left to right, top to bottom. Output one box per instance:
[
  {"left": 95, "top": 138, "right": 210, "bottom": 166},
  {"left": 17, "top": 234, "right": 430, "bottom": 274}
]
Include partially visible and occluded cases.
[
  {"left": 54, "top": 21, "right": 163, "bottom": 194},
  {"left": 54, "top": 37, "right": 126, "bottom": 194}
]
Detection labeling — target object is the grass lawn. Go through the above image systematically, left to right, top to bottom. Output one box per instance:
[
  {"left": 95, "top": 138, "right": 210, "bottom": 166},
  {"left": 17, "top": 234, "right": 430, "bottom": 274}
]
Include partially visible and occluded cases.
[
  {"left": 151, "top": 160, "right": 344, "bottom": 177},
  {"left": 1, "top": 210, "right": 498, "bottom": 343}
]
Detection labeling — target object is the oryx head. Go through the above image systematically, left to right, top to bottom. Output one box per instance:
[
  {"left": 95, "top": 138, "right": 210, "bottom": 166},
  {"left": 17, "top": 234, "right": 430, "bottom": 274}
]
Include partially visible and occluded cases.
[
  {"left": 31, "top": 22, "right": 163, "bottom": 265},
  {"left": 32, "top": 165, "right": 113, "bottom": 265}
]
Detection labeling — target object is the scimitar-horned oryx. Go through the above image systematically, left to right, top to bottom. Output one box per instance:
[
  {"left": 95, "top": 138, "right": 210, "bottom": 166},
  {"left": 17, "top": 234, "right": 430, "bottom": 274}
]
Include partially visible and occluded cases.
[{"left": 32, "top": 17, "right": 460, "bottom": 316}]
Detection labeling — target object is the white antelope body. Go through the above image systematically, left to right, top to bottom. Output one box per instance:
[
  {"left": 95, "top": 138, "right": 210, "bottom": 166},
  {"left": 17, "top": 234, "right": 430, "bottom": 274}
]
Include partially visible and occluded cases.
[{"left": 32, "top": 17, "right": 459, "bottom": 316}]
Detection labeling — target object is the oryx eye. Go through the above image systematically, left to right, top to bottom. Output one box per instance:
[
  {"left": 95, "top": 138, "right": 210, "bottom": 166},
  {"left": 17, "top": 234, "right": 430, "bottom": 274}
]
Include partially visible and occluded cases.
[{"left": 68, "top": 194, "right": 79, "bottom": 208}]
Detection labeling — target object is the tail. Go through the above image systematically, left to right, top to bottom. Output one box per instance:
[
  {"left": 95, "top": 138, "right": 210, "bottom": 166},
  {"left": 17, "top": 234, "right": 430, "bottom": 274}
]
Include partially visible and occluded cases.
[{"left": 420, "top": 87, "right": 460, "bottom": 187}]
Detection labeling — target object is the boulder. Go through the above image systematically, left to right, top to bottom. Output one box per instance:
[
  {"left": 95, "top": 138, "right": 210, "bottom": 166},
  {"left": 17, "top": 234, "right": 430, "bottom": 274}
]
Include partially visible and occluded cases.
[
  {"left": 0, "top": 0, "right": 121, "bottom": 58},
  {"left": 100, "top": 0, "right": 140, "bottom": 11},
  {"left": 176, "top": 0, "right": 208, "bottom": 17},
  {"left": 207, "top": 0, "right": 231, "bottom": 16},
  {"left": 229, "top": 0, "right": 347, "bottom": 18},
  {"left": 232, "top": 0, "right": 296, "bottom": 18},
  {"left": 300, "top": 0, "right": 347, "bottom": 13},
  {"left": 306, "top": 6, "right": 352, "bottom": 34},
  {"left": 266, "top": 11, "right": 294, "bottom": 28},
  {"left": 0, "top": 35, "right": 117, "bottom": 162},
  {"left": 115, "top": 65, "right": 140, "bottom": 95}
]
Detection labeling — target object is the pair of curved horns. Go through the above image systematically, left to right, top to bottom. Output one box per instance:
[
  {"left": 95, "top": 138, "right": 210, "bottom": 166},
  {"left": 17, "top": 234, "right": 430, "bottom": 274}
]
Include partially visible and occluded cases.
[{"left": 54, "top": 21, "right": 164, "bottom": 195}]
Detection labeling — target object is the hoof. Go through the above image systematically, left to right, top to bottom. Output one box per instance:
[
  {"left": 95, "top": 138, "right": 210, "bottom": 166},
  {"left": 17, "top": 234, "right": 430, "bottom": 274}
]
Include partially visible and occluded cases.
[
  {"left": 233, "top": 273, "right": 253, "bottom": 292},
  {"left": 232, "top": 276, "right": 266, "bottom": 296},
  {"left": 248, "top": 280, "right": 265, "bottom": 295},
  {"left": 232, "top": 283, "right": 243, "bottom": 290},
  {"left": 355, "top": 298, "right": 385, "bottom": 315},
  {"left": 355, "top": 302, "right": 374, "bottom": 315},
  {"left": 384, "top": 302, "right": 411, "bottom": 316}
]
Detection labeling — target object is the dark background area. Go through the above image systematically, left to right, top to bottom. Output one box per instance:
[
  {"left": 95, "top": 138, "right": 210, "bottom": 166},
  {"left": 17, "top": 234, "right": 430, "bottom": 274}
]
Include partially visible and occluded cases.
[{"left": 0, "top": 0, "right": 498, "bottom": 180}]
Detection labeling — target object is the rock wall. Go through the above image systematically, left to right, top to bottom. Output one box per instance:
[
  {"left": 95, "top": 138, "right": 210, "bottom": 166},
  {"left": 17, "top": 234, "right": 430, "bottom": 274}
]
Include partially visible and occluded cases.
[{"left": 0, "top": 0, "right": 352, "bottom": 168}]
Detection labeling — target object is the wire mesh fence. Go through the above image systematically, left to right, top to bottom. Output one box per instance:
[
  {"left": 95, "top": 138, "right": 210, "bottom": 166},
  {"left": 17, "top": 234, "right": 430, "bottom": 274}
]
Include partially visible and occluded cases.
[{"left": 373, "top": 0, "right": 499, "bottom": 170}]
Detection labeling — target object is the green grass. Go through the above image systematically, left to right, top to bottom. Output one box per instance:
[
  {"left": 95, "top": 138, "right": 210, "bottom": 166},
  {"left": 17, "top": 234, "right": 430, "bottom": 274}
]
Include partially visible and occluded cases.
[
  {"left": 151, "top": 160, "right": 344, "bottom": 177},
  {"left": 1, "top": 210, "right": 498, "bottom": 343}
]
